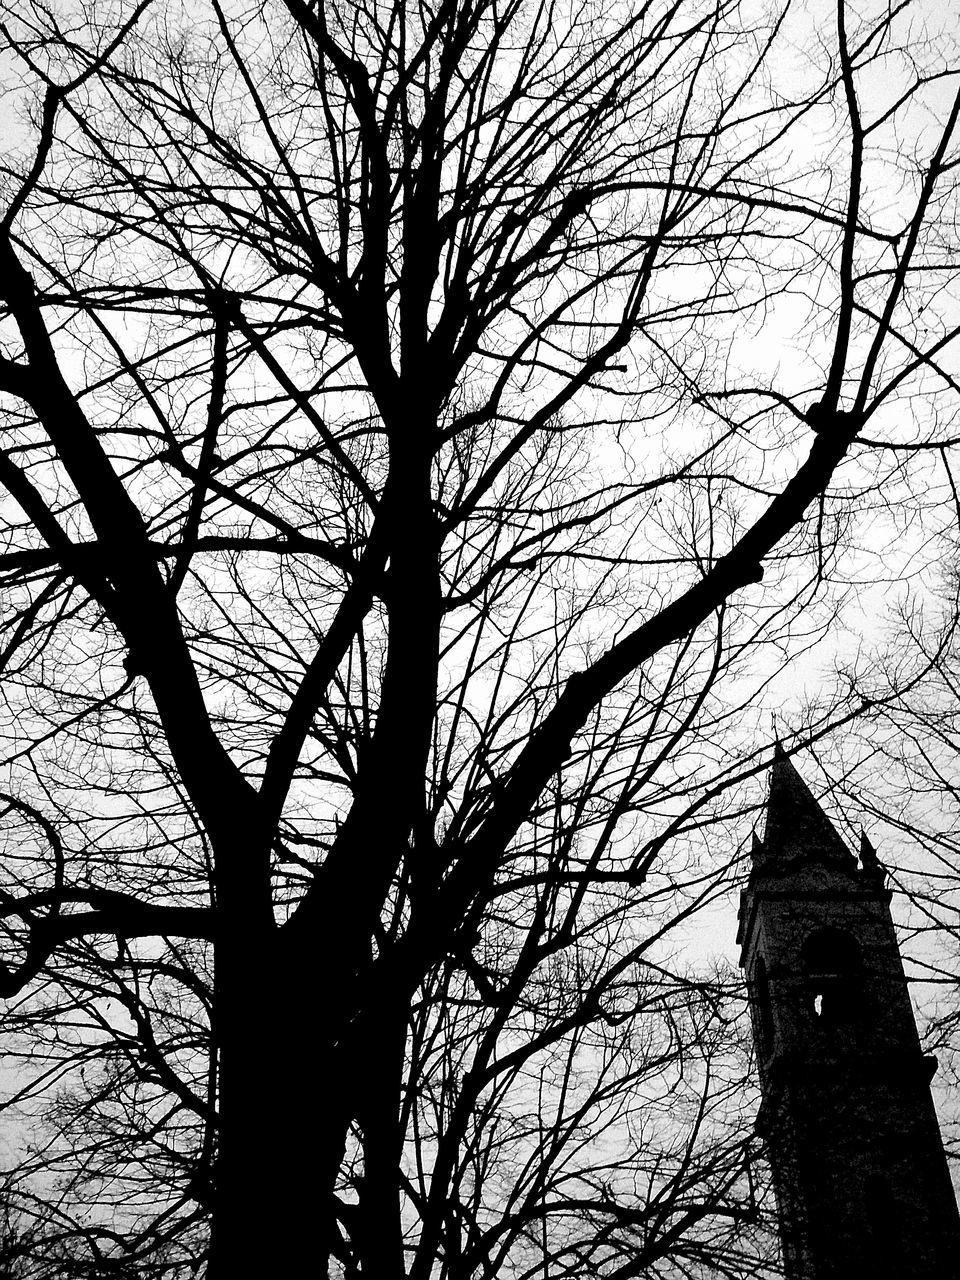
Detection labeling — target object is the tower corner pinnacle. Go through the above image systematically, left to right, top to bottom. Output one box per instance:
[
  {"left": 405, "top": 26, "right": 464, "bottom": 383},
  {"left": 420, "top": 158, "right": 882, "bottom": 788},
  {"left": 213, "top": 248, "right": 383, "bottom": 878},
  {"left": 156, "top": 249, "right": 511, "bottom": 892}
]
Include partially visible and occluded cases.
[{"left": 859, "top": 828, "right": 886, "bottom": 885}]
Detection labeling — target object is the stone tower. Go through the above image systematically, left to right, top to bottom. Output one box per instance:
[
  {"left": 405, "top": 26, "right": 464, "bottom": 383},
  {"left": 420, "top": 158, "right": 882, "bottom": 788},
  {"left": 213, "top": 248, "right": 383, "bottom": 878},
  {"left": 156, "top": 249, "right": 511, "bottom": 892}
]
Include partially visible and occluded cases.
[{"left": 737, "top": 748, "right": 960, "bottom": 1278}]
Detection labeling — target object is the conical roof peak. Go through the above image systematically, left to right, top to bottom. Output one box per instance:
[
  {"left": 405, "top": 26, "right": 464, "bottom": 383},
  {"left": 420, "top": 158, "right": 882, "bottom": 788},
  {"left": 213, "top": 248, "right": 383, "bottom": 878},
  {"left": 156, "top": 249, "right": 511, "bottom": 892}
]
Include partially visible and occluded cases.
[{"left": 759, "top": 751, "right": 855, "bottom": 868}]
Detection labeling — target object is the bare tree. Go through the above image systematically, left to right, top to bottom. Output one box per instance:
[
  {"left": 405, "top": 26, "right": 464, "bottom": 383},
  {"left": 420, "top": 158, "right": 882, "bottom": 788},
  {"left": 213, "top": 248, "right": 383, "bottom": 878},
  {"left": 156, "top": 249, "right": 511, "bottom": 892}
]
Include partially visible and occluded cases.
[{"left": 0, "top": 0, "right": 957, "bottom": 1274}]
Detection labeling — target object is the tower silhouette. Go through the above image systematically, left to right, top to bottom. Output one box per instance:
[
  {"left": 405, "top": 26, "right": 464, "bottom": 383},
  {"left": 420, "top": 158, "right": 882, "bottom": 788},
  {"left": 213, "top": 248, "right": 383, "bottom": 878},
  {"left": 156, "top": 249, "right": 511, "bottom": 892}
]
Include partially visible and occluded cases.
[{"left": 738, "top": 748, "right": 960, "bottom": 1277}]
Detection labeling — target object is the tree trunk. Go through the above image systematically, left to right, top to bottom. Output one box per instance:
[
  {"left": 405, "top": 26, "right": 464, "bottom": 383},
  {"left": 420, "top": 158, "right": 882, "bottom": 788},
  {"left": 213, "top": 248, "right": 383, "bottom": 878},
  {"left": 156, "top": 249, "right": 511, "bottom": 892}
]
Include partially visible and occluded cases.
[{"left": 211, "top": 934, "right": 358, "bottom": 1278}]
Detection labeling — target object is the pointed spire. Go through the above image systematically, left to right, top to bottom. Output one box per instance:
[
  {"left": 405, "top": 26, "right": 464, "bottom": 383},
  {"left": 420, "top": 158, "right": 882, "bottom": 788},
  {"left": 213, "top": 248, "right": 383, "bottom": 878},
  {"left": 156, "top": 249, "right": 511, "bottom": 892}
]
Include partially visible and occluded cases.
[{"left": 761, "top": 750, "right": 855, "bottom": 868}]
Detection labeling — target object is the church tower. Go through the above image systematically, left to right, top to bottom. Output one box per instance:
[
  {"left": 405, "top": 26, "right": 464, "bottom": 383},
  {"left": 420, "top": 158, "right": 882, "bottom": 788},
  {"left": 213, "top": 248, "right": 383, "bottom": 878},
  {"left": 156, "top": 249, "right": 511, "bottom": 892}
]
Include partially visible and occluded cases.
[{"left": 738, "top": 748, "right": 960, "bottom": 1278}]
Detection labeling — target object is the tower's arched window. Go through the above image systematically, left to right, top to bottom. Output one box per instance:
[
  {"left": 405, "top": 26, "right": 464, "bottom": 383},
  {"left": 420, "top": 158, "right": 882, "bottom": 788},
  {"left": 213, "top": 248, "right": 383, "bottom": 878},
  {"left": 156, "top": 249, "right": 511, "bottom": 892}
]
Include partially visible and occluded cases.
[
  {"left": 802, "top": 927, "right": 862, "bottom": 1025},
  {"left": 754, "top": 955, "right": 775, "bottom": 1054}
]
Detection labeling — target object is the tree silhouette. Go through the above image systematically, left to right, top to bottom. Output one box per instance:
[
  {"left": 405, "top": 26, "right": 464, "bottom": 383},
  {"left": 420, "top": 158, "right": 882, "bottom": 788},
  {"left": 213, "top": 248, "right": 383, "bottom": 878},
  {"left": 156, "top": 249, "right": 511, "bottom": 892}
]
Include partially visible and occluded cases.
[{"left": 0, "top": 0, "right": 957, "bottom": 1274}]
